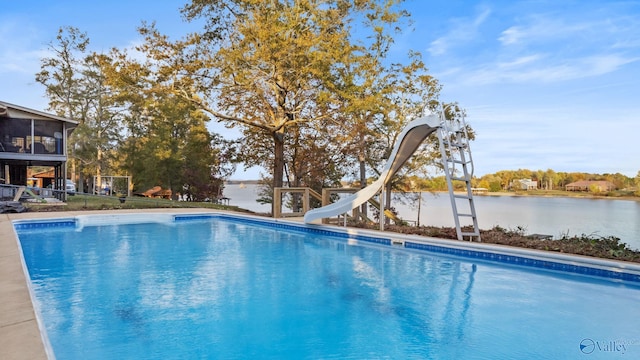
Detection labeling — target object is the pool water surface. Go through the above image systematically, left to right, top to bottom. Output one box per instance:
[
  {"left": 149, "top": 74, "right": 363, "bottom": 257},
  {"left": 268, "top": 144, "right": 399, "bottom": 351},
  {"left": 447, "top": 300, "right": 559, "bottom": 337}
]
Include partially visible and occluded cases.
[{"left": 15, "top": 214, "right": 640, "bottom": 359}]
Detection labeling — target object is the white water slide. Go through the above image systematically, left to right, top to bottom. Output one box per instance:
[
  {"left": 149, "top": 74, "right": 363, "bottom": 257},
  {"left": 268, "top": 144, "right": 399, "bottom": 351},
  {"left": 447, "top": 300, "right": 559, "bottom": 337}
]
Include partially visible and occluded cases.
[{"left": 303, "top": 115, "right": 441, "bottom": 224}]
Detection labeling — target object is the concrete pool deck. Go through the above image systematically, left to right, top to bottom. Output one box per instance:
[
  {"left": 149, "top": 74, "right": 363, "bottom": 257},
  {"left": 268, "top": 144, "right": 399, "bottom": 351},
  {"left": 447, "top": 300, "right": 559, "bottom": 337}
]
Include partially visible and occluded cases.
[{"left": 2, "top": 209, "right": 640, "bottom": 359}]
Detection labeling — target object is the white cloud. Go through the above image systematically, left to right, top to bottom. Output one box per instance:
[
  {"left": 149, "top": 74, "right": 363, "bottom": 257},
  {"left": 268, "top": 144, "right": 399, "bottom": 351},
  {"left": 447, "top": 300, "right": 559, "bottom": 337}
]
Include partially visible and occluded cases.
[
  {"left": 429, "top": 5, "right": 640, "bottom": 86},
  {"left": 428, "top": 6, "right": 491, "bottom": 56},
  {"left": 496, "top": 7, "right": 640, "bottom": 55},
  {"left": 497, "top": 17, "right": 590, "bottom": 47},
  {"left": 0, "top": 19, "right": 43, "bottom": 74},
  {"left": 498, "top": 26, "right": 522, "bottom": 45},
  {"left": 428, "top": 38, "right": 448, "bottom": 57},
  {"left": 461, "top": 53, "right": 638, "bottom": 85},
  {"left": 586, "top": 54, "right": 640, "bottom": 75},
  {"left": 496, "top": 55, "right": 542, "bottom": 68}
]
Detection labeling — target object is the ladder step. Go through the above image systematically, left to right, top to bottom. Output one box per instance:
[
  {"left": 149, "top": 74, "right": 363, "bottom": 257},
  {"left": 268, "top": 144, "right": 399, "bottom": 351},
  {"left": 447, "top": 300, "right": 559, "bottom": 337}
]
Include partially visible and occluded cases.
[
  {"left": 442, "top": 139, "right": 466, "bottom": 147},
  {"left": 448, "top": 159, "right": 471, "bottom": 165},
  {"left": 451, "top": 176, "right": 468, "bottom": 181},
  {"left": 454, "top": 194, "right": 471, "bottom": 199},
  {"left": 457, "top": 213, "right": 474, "bottom": 217},
  {"left": 461, "top": 232, "right": 481, "bottom": 237}
]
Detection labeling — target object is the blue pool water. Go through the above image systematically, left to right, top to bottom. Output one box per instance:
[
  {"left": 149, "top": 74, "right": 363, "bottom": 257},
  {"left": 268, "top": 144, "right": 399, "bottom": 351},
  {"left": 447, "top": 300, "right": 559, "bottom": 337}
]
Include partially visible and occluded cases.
[{"left": 16, "top": 215, "right": 640, "bottom": 359}]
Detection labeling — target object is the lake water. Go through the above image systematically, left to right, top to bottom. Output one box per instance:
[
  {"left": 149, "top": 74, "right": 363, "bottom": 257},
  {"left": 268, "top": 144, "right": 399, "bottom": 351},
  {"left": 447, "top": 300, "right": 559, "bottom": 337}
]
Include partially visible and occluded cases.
[{"left": 223, "top": 184, "right": 640, "bottom": 250}]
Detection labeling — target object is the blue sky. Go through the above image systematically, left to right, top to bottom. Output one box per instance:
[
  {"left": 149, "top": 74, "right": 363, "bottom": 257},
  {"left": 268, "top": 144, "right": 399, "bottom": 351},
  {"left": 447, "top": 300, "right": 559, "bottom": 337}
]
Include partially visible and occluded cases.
[{"left": 1, "top": 0, "right": 639, "bottom": 179}]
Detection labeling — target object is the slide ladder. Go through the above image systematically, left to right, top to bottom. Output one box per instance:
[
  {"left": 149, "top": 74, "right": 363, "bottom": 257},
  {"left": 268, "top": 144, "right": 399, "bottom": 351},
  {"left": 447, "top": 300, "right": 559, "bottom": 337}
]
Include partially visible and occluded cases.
[{"left": 437, "top": 115, "right": 481, "bottom": 241}]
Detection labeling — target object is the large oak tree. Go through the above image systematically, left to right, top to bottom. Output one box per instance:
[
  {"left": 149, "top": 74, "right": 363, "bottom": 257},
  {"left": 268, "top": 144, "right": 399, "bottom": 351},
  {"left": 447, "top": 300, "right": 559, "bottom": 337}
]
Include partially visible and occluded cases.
[{"left": 132, "top": 1, "right": 410, "bottom": 196}]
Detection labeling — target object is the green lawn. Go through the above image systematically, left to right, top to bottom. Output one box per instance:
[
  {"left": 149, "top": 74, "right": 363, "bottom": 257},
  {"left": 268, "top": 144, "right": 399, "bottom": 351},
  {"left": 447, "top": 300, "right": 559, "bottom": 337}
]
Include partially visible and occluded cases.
[{"left": 24, "top": 193, "right": 253, "bottom": 213}]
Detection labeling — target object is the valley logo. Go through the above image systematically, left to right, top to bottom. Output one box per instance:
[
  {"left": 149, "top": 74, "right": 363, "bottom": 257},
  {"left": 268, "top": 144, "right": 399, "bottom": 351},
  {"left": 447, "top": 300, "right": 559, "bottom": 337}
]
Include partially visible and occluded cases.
[{"left": 580, "top": 338, "right": 629, "bottom": 354}]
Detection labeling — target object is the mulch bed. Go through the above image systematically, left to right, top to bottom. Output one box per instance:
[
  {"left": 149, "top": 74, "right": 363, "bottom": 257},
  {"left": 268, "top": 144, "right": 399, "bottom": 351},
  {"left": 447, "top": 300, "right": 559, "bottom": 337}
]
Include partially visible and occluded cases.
[{"left": 351, "top": 223, "right": 640, "bottom": 264}]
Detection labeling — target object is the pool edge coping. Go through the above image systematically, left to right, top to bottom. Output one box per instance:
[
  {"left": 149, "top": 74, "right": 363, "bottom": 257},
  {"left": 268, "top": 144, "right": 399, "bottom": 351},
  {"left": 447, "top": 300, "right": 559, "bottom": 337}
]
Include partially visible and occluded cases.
[{"left": 13, "top": 209, "right": 640, "bottom": 282}]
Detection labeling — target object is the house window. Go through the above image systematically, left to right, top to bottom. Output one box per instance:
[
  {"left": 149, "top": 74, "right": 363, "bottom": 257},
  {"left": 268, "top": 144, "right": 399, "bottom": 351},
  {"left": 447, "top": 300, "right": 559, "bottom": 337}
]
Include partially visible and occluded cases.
[
  {"left": 0, "top": 118, "right": 30, "bottom": 153},
  {"left": 0, "top": 118, "right": 64, "bottom": 154},
  {"left": 33, "top": 120, "right": 63, "bottom": 154}
]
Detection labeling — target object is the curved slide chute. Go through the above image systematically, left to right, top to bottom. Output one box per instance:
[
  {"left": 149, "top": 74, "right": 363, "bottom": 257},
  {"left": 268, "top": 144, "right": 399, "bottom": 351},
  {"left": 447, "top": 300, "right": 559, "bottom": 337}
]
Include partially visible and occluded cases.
[{"left": 303, "top": 115, "right": 440, "bottom": 224}]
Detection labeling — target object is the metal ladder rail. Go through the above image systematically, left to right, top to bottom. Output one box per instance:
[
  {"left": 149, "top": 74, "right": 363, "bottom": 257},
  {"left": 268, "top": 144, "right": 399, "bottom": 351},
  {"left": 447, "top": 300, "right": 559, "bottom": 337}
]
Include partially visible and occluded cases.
[
  {"left": 437, "top": 118, "right": 481, "bottom": 242},
  {"left": 451, "top": 128, "right": 481, "bottom": 241}
]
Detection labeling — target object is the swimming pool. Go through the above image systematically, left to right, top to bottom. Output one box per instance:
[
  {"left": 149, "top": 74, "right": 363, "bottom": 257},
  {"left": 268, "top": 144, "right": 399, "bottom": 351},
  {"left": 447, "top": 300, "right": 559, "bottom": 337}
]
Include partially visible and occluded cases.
[{"left": 14, "top": 213, "right": 640, "bottom": 359}]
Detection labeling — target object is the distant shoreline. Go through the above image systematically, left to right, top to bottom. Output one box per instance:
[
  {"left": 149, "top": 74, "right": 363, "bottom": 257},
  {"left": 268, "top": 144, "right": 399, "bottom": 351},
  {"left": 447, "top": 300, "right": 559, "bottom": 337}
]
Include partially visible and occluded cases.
[
  {"left": 225, "top": 180, "right": 262, "bottom": 185},
  {"left": 224, "top": 182, "right": 640, "bottom": 202},
  {"left": 472, "top": 191, "right": 640, "bottom": 202}
]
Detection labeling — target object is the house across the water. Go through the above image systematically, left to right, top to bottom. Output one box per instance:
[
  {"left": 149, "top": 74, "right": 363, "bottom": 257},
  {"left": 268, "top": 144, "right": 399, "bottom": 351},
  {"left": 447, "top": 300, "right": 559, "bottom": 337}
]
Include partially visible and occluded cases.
[{"left": 565, "top": 180, "right": 616, "bottom": 192}]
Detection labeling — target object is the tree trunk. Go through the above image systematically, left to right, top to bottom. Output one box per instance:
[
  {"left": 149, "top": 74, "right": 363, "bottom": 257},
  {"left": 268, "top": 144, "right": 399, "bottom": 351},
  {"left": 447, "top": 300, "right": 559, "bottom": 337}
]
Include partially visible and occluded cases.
[
  {"left": 272, "top": 130, "right": 285, "bottom": 213},
  {"left": 359, "top": 133, "right": 367, "bottom": 216},
  {"left": 96, "top": 147, "right": 102, "bottom": 194},
  {"left": 71, "top": 158, "right": 79, "bottom": 192},
  {"left": 358, "top": 158, "right": 367, "bottom": 216},
  {"left": 385, "top": 182, "right": 392, "bottom": 225}
]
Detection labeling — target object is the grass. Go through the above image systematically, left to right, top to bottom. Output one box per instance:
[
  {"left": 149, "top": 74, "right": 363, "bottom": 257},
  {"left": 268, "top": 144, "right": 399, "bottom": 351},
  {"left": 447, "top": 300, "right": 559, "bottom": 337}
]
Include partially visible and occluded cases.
[{"left": 23, "top": 193, "right": 251, "bottom": 213}]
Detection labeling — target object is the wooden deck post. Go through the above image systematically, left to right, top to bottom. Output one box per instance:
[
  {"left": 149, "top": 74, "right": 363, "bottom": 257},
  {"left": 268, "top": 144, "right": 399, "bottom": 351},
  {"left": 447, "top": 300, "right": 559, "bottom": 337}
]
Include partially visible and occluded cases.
[{"left": 273, "top": 187, "right": 282, "bottom": 218}]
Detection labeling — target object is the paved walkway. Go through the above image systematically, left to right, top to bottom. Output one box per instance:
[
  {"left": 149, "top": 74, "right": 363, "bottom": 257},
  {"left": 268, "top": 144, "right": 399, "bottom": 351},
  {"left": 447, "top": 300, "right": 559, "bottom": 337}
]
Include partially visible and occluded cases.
[{"left": 1, "top": 212, "right": 49, "bottom": 360}]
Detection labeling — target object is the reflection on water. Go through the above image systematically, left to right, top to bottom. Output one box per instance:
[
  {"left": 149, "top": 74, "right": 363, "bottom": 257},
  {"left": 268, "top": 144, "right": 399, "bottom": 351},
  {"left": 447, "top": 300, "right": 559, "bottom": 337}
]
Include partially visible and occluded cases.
[{"left": 225, "top": 184, "right": 640, "bottom": 250}]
